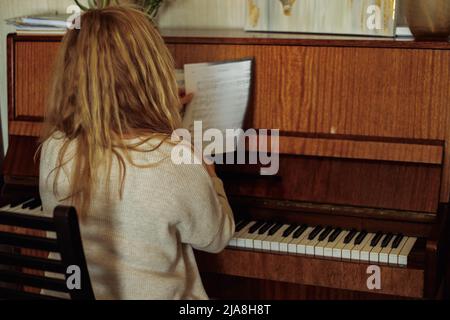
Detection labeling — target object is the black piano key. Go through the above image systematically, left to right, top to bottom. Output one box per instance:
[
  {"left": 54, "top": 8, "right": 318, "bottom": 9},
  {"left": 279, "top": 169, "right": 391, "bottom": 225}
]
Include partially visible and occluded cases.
[
  {"left": 11, "top": 197, "right": 33, "bottom": 208},
  {"left": 21, "top": 198, "right": 36, "bottom": 209},
  {"left": 36, "top": 198, "right": 43, "bottom": 208},
  {"left": 28, "top": 199, "right": 42, "bottom": 210},
  {"left": 235, "top": 220, "right": 245, "bottom": 229},
  {"left": 235, "top": 221, "right": 250, "bottom": 233},
  {"left": 248, "top": 221, "right": 265, "bottom": 234},
  {"left": 258, "top": 222, "right": 274, "bottom": 235},
  {"left": 268, "top": 223, "right": 283, "bottom": 236},
  {"left": 282, "top": 224, "right": 299, "bottom": 238},
  {"left": 292, "top": 225, "right": 308, "bottom": 239},
  {"left": 308, "top": 226, "right": 323, "bottom": 240},
  {"left": 318, "top": 227, "right": 333, "bottom": 241},
  {"left": 328, "top": 228, "right": 343, "bottom": 242},
  {"left": 344, "top": 229, "right": 358, "bottom": 244},
  {"left": 354, "top": 231, "right": 368, "bottom": 245},
  {"left": 370, "top": 232, "right": 383, "bottom": 247},
  {"left": 381, "top": 233, "right": 394, "bottom": 248},
  {"left": 392, "top": 234, "right": 404, "bottom": 249}
]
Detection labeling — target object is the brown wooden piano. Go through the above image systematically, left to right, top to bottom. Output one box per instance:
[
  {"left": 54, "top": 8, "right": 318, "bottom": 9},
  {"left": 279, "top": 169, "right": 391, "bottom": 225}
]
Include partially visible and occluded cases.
[{"left": 3, "top": 29, "right": 450, "bottom": 300}]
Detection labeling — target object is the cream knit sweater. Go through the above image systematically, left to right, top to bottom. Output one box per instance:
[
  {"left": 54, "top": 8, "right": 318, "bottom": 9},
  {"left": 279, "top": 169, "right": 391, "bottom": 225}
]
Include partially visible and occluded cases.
[{"left": 39, "top": 133, "right": 235, "bottom": 300}]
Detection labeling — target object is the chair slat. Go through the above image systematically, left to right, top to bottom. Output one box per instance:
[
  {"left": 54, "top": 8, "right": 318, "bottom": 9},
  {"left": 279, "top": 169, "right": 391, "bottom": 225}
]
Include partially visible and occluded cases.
[
  {"left": 0, "top": 211, "right": 55, "bottom": 231},
  {"left": 0, "top": 231, "right": 59, "bottom": 251},
  {"left": 0, "top": 251, "right": 65, "bottom": 273},
  {"left": 0, "top": 270, "right": 68, "bottom": 292},
  {"left": 0, "top": 286, "right": 65, "bottom": 300}
]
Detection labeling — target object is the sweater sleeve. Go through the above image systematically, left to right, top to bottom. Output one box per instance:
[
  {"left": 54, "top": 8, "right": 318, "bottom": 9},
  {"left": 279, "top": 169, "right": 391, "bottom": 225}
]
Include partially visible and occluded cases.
[{"left": 176, "top": 165, "right": 235, "bottom": 254}]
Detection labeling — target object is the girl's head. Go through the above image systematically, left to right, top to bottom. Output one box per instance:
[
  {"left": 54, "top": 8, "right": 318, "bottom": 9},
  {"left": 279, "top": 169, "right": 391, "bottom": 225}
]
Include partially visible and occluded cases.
[
  {"left": 43, "top": 5, "right": 181, "bottom": 214},
  {"left": 46, "top": 5, "right": 181, "bottom": 139}
]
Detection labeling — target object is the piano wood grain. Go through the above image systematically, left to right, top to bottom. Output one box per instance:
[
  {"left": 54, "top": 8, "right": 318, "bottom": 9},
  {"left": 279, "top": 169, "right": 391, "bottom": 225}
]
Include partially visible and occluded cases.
[
  {"left": 166, "top": 41, "right": 450, "bottom": 203},
  {"left": 264, "top": 135, "right": 444, "bottom": 165},
  {"left": 220, "top": 156, "right": 442, "bottom": 213},
  {"left": 196, "top": 249, "right": 425, "bottom": 298},
  {"left": 200, "top": 273, "right": 408, "bottom": 300}
]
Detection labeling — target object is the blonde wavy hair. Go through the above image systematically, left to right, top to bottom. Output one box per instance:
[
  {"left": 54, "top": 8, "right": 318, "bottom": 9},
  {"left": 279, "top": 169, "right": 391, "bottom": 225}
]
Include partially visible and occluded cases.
[{"left": 41, "top": 5, "right": 182, "bottom": 215}]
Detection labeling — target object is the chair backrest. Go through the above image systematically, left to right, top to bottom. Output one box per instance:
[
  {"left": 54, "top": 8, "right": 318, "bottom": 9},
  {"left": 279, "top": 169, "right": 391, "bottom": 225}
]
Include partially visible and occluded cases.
[{"left": 0, "top": 205, "right": 95, "bottom": 300}]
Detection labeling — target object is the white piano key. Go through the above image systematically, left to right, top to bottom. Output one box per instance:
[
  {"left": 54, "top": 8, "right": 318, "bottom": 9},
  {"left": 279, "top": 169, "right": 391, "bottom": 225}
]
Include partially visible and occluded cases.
[
  {"left": 1, "top": 200, "right": 41, "bottom": 215},
  {"left": 3, "top": 202, "right": 24, "bottom": 212},
  {"left": 0, "top": 204, "right": 13, "bottom": 211},
  {"left": 12, "top": 206, "right": 46, "bottom": 217},
  {"left": 229, "top": 221, "right": 252, "bottom": 247},
  {"left": 236, "top": 221, "right": 263, "bottom": 249},
  {"left": 236, "top": 222, "right": 258, "bottom": 248},
  {"left": 260, "top": 224, "right": 283, "bottom": 251},
  {"left": 269, "top": 225, "right": 291, "bottom": 252},
  {"left": 253, "top": 226, "right": 273, "bottom": 250},
  {"left": 279, "top": 227, "right": 299, "bottom": 253},
  {"left": 288, "top": 227, "right": 312, "bottom": 254},
  {"left": 294, "top": 227, "right": 315, "bottom": 254},
  {"left": 314, "top": 230, "right": 333, "bottom": 257},
  {"left": 244, "top": 231, "right": 261, "bottom": 249},
  {"left": 327, "top": 231, "right": 348, "bottom": 258},
  {"left": 331, "top": 231, "right": 351, "bottom": 258},
  {"left": 341, "top": 231, "right": 360, "bottom": 259},
  {"left": 229, "top": 232, "right": 239, "bottom": 247},
  {"left": 305, "top": 232, "right": 321, "bottom": 256},
  {"left": 352, "top": 233, "right": 375, "bottom": 261},
  {"left": 360, "top": 234, "right": 378, "bottom": 262},
  {"left": 261, "top": 236, "right": 272, "bottom": 251},
  {"left": 388, "top": 237, "right": 408, "bottom": 265},
  {"left": 398, "top": 237, "right": 417, "bottom": 266},
  {"left": 228, "top": 238, "right": 237, "bottom": 247},
  {"left": 369, "top": 238, "right": 385, "bottom": 263},
  {"left": 379, "top": 238, "right": 395, "bottom": 264},
  {"left": 314, "top": 239, "right": 327, "bottom": 256},
  {"left": 342, "top": 242, "right": 354, "bottom": 260}
]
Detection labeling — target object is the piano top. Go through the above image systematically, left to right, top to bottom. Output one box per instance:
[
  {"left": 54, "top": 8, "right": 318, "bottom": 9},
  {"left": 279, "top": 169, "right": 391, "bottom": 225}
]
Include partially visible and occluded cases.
[{"left": 10, "top": 28, "right": 450, "bottom": 50}]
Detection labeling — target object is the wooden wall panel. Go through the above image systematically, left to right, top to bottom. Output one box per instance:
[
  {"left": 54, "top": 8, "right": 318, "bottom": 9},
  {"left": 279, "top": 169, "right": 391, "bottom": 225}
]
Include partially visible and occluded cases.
[
  {"left": 11, "top": 39, "right": 450, "bottom": 141},
  {"left": 14, "top": 41, "right": 60, "bottom": 119},
  {"left": 167, "top": 43, "right": 450, "bottom": 202},
  {"left": 168, "top": 44, "right": 450, "bottom": 140},
  {"left": 221, "top": 156, "right": 442, "bottom": 213}
]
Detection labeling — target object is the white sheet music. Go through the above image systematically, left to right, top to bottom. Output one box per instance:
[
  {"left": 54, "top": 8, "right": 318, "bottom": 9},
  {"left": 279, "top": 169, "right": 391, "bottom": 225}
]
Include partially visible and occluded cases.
[{"left": 181, "top": 59, "right": 253, "bottom": 154}]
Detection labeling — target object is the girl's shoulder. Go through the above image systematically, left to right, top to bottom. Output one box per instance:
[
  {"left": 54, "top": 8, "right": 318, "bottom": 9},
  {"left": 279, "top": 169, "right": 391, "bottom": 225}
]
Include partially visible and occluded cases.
[{"left": 41, "top": 131, "right": 73, "bottom": 154}]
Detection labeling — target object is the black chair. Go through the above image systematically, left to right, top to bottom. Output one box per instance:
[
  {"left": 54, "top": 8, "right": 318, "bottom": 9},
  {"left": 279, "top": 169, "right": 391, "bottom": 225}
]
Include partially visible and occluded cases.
[{"left": 0, "top": 205, "right": 95, "bottom": 300}]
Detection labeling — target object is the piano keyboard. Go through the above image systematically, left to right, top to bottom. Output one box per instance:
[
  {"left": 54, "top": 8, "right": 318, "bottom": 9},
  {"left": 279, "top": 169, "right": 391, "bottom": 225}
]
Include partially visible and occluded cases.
[
  {"left": 0, "top": 198, "right": 44, "bottom": 216},
  {"left": 0, "top": 200, "right": 418, "bottom": 267},
  {"left": 229, "top": 221, "right": 417, "bottom": 266}
]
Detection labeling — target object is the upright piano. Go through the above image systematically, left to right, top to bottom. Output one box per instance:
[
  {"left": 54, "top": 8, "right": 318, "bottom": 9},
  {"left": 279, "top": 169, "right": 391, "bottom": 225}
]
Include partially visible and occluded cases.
[{"left": 3, "top": 30, "right": 450, "bottom": 299}]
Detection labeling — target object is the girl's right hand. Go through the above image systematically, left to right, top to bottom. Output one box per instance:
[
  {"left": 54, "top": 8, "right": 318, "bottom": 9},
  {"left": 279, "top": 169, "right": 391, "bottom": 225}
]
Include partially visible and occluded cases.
[{"left": 204, "top": 163, "right": 217, "bottom": 178}]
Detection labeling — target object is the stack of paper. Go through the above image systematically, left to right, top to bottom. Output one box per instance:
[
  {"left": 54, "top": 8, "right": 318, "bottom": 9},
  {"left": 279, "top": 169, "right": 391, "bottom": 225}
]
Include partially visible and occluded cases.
[
  {"left": 6, "top": 13, "right": 71, "bottom": 35},
  {"left": 395, "top": 26, "right": 413, "bottom": 38}
]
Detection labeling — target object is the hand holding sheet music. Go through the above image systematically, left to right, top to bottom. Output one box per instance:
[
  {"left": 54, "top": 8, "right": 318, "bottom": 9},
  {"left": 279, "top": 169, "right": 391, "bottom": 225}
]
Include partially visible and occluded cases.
[{"left": 179, "top": 59, "right": 253, "bottom": 155}]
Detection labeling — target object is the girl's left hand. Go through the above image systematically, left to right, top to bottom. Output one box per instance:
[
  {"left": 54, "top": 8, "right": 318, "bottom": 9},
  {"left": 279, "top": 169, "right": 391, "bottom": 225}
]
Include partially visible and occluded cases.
[{"left": 179, "top": 89, "right": 194, "bottom": 111}]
